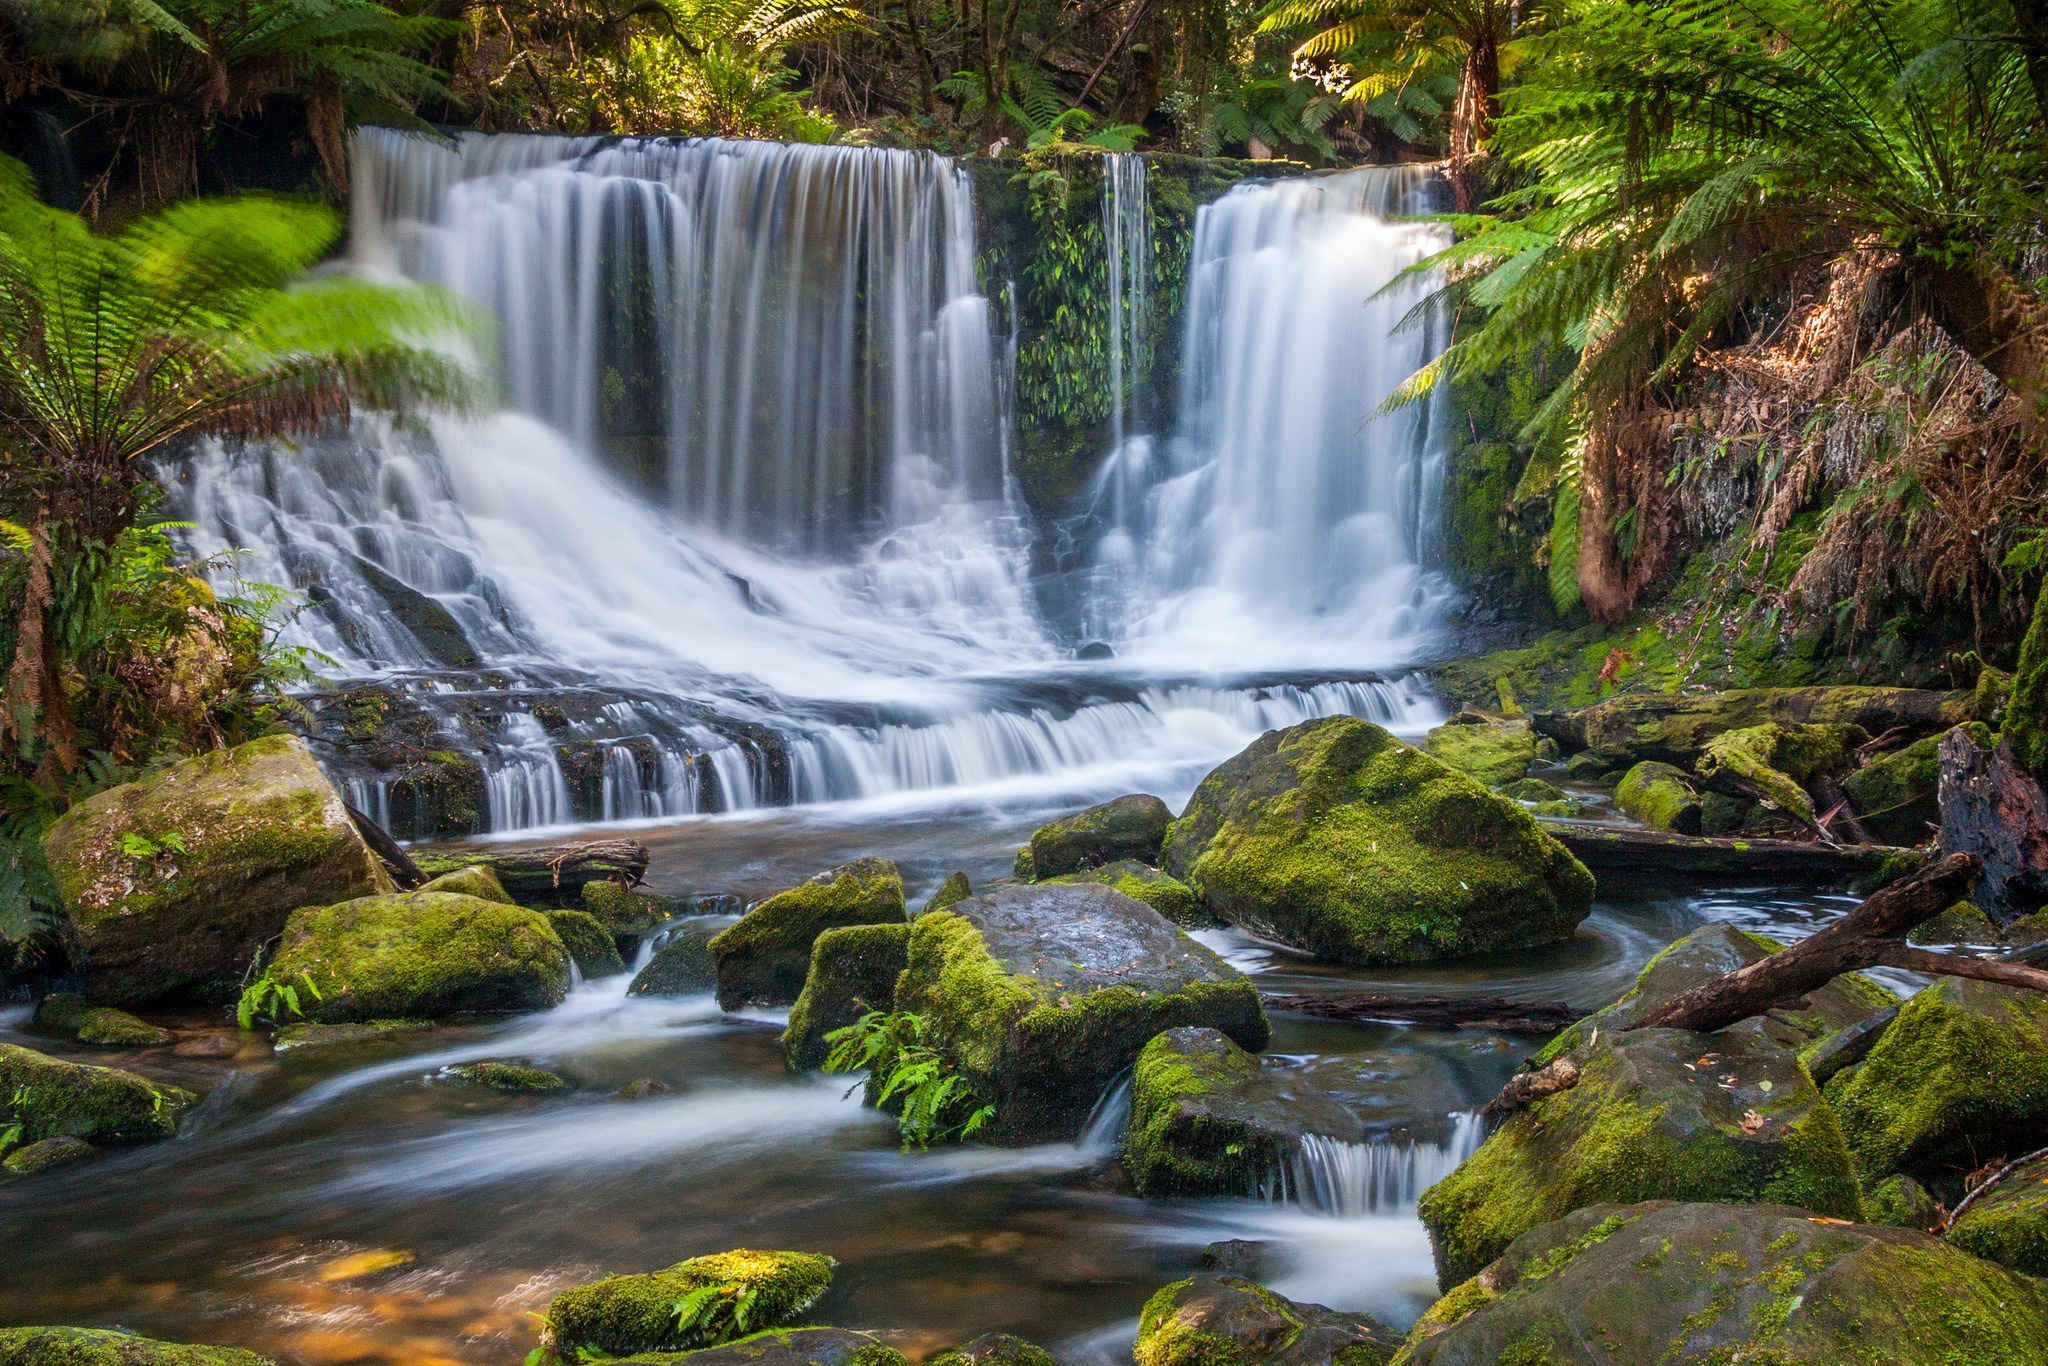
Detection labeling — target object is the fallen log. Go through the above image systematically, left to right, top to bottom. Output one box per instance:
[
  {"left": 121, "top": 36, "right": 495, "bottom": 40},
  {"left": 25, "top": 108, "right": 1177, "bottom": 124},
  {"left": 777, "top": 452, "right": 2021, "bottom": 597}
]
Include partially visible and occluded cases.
[
  {"left": 1533, "top": 687, "right": 1960, "bottom": 765},
  {"left": 345, "top": 802, "right": 426, "bottom": 890},
  {"left": 1539, "top": 823, "right": 1914, "bottom": 880},
  {"left": 411, "top": 839, "right": 649, "bottom": 902},
  {"left": 1629, "top": 853, "right": 2048, "bottom": 1035},
  {"left": 1260, "top": 992, "right": 1578, "bottom": 1033},
  {"left": 1482, "top": 1056, "right": 1580, "bottom": 1119}
]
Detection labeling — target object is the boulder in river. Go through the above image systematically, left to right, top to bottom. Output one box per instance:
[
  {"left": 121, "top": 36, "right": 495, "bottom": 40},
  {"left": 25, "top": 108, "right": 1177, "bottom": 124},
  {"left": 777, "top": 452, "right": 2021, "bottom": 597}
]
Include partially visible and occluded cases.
[
  {"left": 1421, "top": 713, "right": 1535, "bottom": 788},
  {"left": 1161, "top": 717, "right": 1594, "bottom": 966},
  {"left": 39, "top": 734, "right": 391, "bottom": 1003},
  {"left": 1613, "top": 761, "right": 1702, "bottom": 834},
  {"left": 1027, "top": 794, "right": 1175, "bottom": 877},
  {"left": 710, "top": 858, "right": 906, "bottom": 1009},
  {"left": 1042, "top": 860, "right": 1209, "bottom": 927},
  {"left": 418, "top": 865, "right": 513, "bottom": 903},
  {"left": 896, "top": 883, "right": 1269, "bottom": 1144},
  {"left": 269, "top": 891, "right": 570, "bottom": 1022},
  {"left": 548, "top": 909, "right": 626, "bottom": 978},
  {"left": 629, "top": 921, "right": 729, "bottom": 997},
  {"left": 781, "top": 922, "right": 911, "bottom": 1070},
  {"left": 31, "top": 993, "right": 170, "bottom": 1046},
  {"left": 1123, "top": 1026, "right": 1463, "bottom": 1196},
  {"left": 0, "top": 1042, "right": 195, "bottom": 1145},
  {"left": 451, "top": 1060, "right": 569, "bottom": 1092},
  {"left": 2, "top": 1134, "right": 95, "bottom": 1178},
  {"left": 1946, "top": 1150, "right": 2048, "bottom": 1276},
  {"left": 1396, "top": 1200, "right": 2048, "bottom": 1366},
  {"left": 542, "top": 1249, "right": 836, "bottom": 1360},
  {"left": 1135, "top": 1273, "right": 1399, "bottom": 1366},
  {"left": 0, "top": 1326, "right": 278, "bottom": 1365},
  {"left": 609, "top": 1328, "right": 906, "bottom": 1366}
]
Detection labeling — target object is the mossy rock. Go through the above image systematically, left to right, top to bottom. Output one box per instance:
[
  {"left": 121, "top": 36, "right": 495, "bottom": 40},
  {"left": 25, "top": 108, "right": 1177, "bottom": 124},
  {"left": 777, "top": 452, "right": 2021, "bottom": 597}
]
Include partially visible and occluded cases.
[
  {"left": 2004, "top": 575, "right": 2048, "bottom": 781},
  {"left": 1545, "top": 687, "right": 1955, "bottom": 767},
  {"left": 1422, "top": 714, "right": 1536, "bottom": 788},
  {"left": 1161, "top": 717, "right": 1594, "bottom": 966},
  {"left": 1696, "top": 723, "right": 1866, "bottom": 828},
  {"left": 1841, "top": 731, "right": 1944, "bottom": 845},
  {"left": 39, "top": 734, "right": 391, "bottom": 1004},
  {"left": 1614, "top": 761, "right": 1702, "bottom": 834},
  {"left": 1497, "top": 777, "right": 1564, "bottom": 803},
  {"left": 1700, "top": 791, "right": 1754, "bottom": 835},
  {"left": 1028, "top": 793, "right": 1175, "bottom": 876},
  {"left": 1012, "top": 846, "right": 1035, "bottom": 881},
  {"left": 710, "top": 858, "right": 906, "bottom": 1009},
  {"left": 1044, "top": 860, "right": 1210, "bottom": 927},
  {"left": 418, "top": 865, "right": 513, "bottom": 903},
  {"left": 922, "top": 871, "right": 973, "bottom": 915},
  {"left": 582, "top": 880, "right": 674, "bottom": 937},
  {"left": 896, "top": 883, "right": 1269, "bottom": 1144},
  {"left": 270, "top": 891, "right": 570, "bottom": 1022},
  {"left": 1905, "top": 901, "right": 1998, "bottom": 946},
  {"left": 549, "top": 909, "right": 627, "bottom": 978},
  {"left": 629, "top": 920, "right": 729, "bottom": 997},
  {"left": 781, "top": 922, "right": 910, "bottom": 1070},
  {"left": 1829, "top": 976, "right": 2048, "bottom": 1182},
  {"left": 31, "top": 994, "right": 170, "bottom": 1047},
  {"left": 272, "top": 1019, "right": 428, "bottom": 1052},
  {"left": 1124, "top": 1026, "right": 1463, "bottom": 1196},
  {"left": 0, "top": 1043, "right": 195, "bottom": 1145},
  {"left": 451, "top": 1060, "right": 568, "bottom": 1092},
  {"left": 2, "top": 1135, "right": 94, "bottom": 1178},
  {"left": 1946, "top": 1151, "right": 2048, "bottom": 1276},
  {"left": 1866, "top": 1173, "right": 1941, "bottom": 1229},
  {"left": 1394, "top": 1200, "right": 2048, "bottom": 1366},
  {"left": 542, "top": 1249, "right": 836, "bottom": 1359},
  {"left": 1135, "top": 1273, "right": 1399, "bottom": 1366},
  {"left": 0, "top": 1327, "right": 278, "bottom": 1365},
  {"left": 609, "top": 1328, "right": 905, "bottom": 1366},
  {"left": 924, "top": 1334, "right": 1056, "bottom": 1366}
]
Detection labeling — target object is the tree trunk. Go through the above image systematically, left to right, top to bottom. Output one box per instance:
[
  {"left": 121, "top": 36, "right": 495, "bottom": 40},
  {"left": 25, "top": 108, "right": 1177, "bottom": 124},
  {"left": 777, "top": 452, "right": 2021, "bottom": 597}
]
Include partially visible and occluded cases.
[
  {"left": 900, "top": 0, "right": 939, "bottom": 119},
  {"left": 1447, "top": 31, "right": 1500, "bottom": 211},
  {"left": 1921, "top": 256, "right": 2048, "bottom": 413},
  {"left": 1937, "top": 726, "right": 2048, "bottom": 923},
  {"left": 1538, "top": 823, "right": 1909, "bottom": 880},
  {"left": 1259, "top": 992, "right": 1576, "bottom": 1033}
]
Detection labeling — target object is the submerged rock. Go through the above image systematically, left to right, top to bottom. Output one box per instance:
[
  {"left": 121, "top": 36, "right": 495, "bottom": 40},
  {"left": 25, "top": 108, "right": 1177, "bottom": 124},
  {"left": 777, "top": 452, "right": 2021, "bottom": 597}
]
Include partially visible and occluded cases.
[
  {"left": 1421, "top": 713, "right": 1535, "bottom": 788},
  {"left": 1161, "top": 717, "right": 1594, "bottom": 966},
  {"left": 40, "top": 734, "right": 391, "bottom": 1004},
  {"left": 1613, "top": 761, "right": 1701, "bottom": 834},
  {"left": 1028, "top": 794, "right": 1175, "bottom": 877},
  {"left": 710, "top": 858, "right": 906, "bottom": 1009},
  {"left": 1043, "top": 860, "right": 1210, "bottom": 927},
  {"left": 418, "top": 865, "right": 514, "bottom": 903},
  {"left": 896, "top": 883, "right": 1268, "bottom": 1144},
  {"left": 269, "top": 891, "right": 570, "bottom": 1022},
  {"left": 549, "top": 909, "right": 627, "bottom": 978},
  {"left": 630, "top": 921, "right": 727, "bottom": 997},
  {"left": 781, "top": 922, "right": 911, "bottom": 1070},
  {"left": 31, "top": 994, "right": 170, "bottom": 1047},
  {"left": 272, "top": 1019, "right": 428, "bottom": 1052},
  {"left": 1123, "top": 1026, "right": 1463, "bottom": 1196},
  {"left": 0, "top": 1042, "right": 195, "bottom": 1145},
  {"left": 451, "top": 1060, "right": 569, "bottom": 1092},
  {"left": 2, "top": 1134, "right": 94, "bottom": 1178},
  {"left": 1946, "top": 1151, "right": 2048, "bottom": 1276},
  {"left": 1396, "top": 1201, "right": 2048, "bottom": 1366},
  {"left": 542, "top": 1249, "right": 836, "bottom": 1360},
  {"left": 1135, "top": 1274, "right": 1399, "bottom": 1366},
  {"left": 0, "top": 1326, "right": 278, "bottom": 1365},
  {"left": 610, "top": 1328, "right": 905, "bottom": 1366}
]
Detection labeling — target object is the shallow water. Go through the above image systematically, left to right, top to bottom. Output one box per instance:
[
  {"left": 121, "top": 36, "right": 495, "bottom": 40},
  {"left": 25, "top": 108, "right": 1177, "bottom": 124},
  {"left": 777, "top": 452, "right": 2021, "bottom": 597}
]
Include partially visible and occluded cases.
[{"left": 0, "top": 800, "right": 1870, "bottom": 1365}]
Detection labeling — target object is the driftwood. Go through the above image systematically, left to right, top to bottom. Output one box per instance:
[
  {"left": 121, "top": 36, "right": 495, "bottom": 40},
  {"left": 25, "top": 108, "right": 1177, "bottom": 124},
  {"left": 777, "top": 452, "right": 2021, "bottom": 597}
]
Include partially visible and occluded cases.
[
  {"left": 344, "top": 802, "right": 426, "bottom": 889},
  {"left": 1540, "top": 823, "right": 1911, "bottom": 880},
  {"left": 412, "top": 839, "right": 649, "bottom": 901},
  {"left": 1629, "top": 853, "right": 2048, "bottom": 1035},
  {"left": 1261, "top": 992, "right": 1577, "bottom": 1033},
  {"left": 1802, "top": 1005, "right": 1899, "bottom": 1086},
  {"left": 1482, "top": 1057, "right": 1580, "bottom": 1119},
  {"left": 1938, "top": 1143, "right": 2048, "bottom": 1234}
]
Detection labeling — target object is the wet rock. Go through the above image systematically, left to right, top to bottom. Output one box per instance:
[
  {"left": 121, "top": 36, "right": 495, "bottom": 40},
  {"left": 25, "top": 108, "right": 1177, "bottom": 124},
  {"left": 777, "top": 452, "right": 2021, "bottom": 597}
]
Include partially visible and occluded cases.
[
  {"left": 1537, "top": 686, "right": 1956, "bottom": 767},
  {"left": 1422, "top": 713, "right": 1535, "bottom": 788},
  {"left": 1161, "top": 717, "right": 1594, "bottom": 966},
  {"left": 1938, "top": 724, "right": 2048, "bottom": 921},
  {"left": 1842, "top": 731, "right": 1943, "bottom": 845},
  {"left": 40, "top": 734, "right": 391, "bottom": 1004},
  {"left": 1613, "top": 761, "right": 1701, "bottom": 834},
  {"left": 1496, "top": 777, "right": 1564, "bottom": 803},
  {"left": 1029, "top": 794, "right": 1175, "bottom": 877},
  {"left": 1012, "top": 846, "right": 1035, "bottom": 880},
  {"left": 711, "top": 858, "right": 907, "bottom": 1009},
  {"left": 1043, "top": 860, "right": 1210, "bottom": 927},
  {"left": 418, "top": 865, "right": 513, "bottom": 903},
  {"left": 922, "top": 871, "right": 973, "bottom": 914},
  {"left": 897, "top": 883, "right": 1269, "bottom": 1144},
  {"left": 269, "top": 891, "right": 570, "bottom": 1022},
  {"left": 1906, "top": 900, "right": 1999, "bottom": 945},
  {"left": 549, "top": 909, "right": 627, "bottom": 978},
  {"left": 629, "top": 921, "right": 727, "bottom": 997},
  {"left": 782, "top": 923, "right": 911, "bottom": 1070},
  {"left": 31, "top": 994, "right": 170, "bottom": 1047},
  {"left": 272, "top": 1019, "right": 428, "bottom": 1052},
  {"left": 1123, "top": 1026, "right": 1462, "bottom": 1195},
  {"left": 170, "top": 1034, "right": 242, "bottom": 1059},
  {"left": 0, "top": 1042, "right": 195, "bottom": 1145},
  {"left": 451, "top": 1060, "right": 568, "bottom": 1092},
  {"left": 619, "top": 1077, "right": 672, "bottom": 1099},
  {"left": 2, "top": 1134, "right": 94, "bottom": 1178},
  {"left": 1946, "top": 1151, "right": 2048, "bottom": 1276},
  {"left": 1866, "top": 1172, "right": 1941, "bottom": 1229},
  {"left": 1402, "top": 1200, "right": 2048, "bottom": 1365},
  {"left": 1200, "top": 1240, "right": 1273, "bottom": 1278},
  {"left": 542, "top": 1249, "right": 836, "bottom": 1360},
  {"left": 1135, "top": 1273, "right": 1399, "bottom": 1366},
  {"left": 0, "top": 1326, "right": 278, "bottom": 1365},
  {"left": 612, "top": 1328, "right": 905, "bottom": 1366},
  {"left": 925, "top": 1334, "right": 1056, "bottom": 1366}
]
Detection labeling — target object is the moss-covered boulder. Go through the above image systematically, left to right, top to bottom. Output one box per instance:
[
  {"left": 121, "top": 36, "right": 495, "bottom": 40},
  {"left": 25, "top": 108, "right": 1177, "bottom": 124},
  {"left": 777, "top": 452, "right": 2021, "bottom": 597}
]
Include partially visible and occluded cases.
[
  {"left": 1543, "top": 687, "right": 1955, "bottom": 768},
  {"left": 1422, "top": 714, "right": 1535, "bottom": 788},
  {"left": 1160, "top": 717, "right": 1594, "bottom": 966},
  {"left": 1696, "top": 722, "right": 1866, "bottom": 828},
  {"left": 1842, "top": 731, "right": 1944, "bottom": 845},
  {"left": 39, "top": 734, "right": 391, "bottom": 1003},
  {"left": 1613, "top": 761, "right": 1702, "bottom": 834},
  {"left": 1028, "top": 794, "right": 1174, "bottom": 877},
  {"left": 709, "top": 859, "right": 905, "bottom": 1009},
  {"left": 1044, "top": 860, "right": 1209, "bottom": 927},
  {"left": 418, "top": 865, "right": 513, "bottom": 903},
  {"left": 922, "top": 871, "right": 973, "bottom": 914},
  {"left": 582, "top": 880, "right": 675, "bottom": 939},
  {"left": 896, "top": 883, "right": 1269, "bottom": 1143},
  {"left": 269, "top": 891, "right": 570, "bottom": 1022},
  {"left": 549, "top": 909, "right": 626, "bottom": 978},
  {"left": 629, "top": 921, "right": 726, "bottom": 997},
  {"left": 781, "top": 923, "right": 910, "bottom": 1070},
  {"left": 1829, "top": 976, "right": 2048, "bottom": 1182},
  {"left": 31, "top": 994, "right": 170, "bottom": 1047},
  {"left": 272, "top": 1019, "right": 428, "bottom": 1051},
  {"left": 1124, "top": 1026, "right": 1464, "bottom": 1196},
  {"left": 0, "top": 1043, "right": 195, "bottom": 1145},
  {"left": 451, "top": 1060, "right": 568, "bottom": 1092},
  {"left": 3, "top": 1135, "right": 94, "bottom": 1178},
  {"left": 1946, "top": 1151, "right": 2048, "bottom": 1275},
  {"left": 1396, "top": 1200, "right": 2048, "bottom": 1365},
  {"left": 541, "top": 1249, "right": 836, "bottom": 1360},
  {"left": 1135, "top": 1273, "right": 1399, "bottom": 1366},
  {"left": 0, "top": 1327, "right": 278, "bottom": 1365},
  {"left": 610, "top": 1328, "right": 904, "bottom": 1366},
  {"left": 924, "top": 1335, "right": 1055, "bottom": 1366}
]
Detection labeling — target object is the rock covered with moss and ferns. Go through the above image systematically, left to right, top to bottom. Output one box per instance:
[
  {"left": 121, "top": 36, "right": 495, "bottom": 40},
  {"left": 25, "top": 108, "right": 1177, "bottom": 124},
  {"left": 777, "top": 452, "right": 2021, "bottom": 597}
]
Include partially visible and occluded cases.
[
  {"left": 1160, "top": 716, "right": 1594, "bottom": 965},
  {"left": 38, "top": 734, "right": 391, "bottom": 1003},
  {"left": 1025, "top": 793, "right": 1174, "bottom": 877},
  {"left": 710, "top": 858, "right": 906, "bottom": 1009},
  {"left": 1042, "top": 860, "right": 1209, "bottom": 926},
  {"left": 894, "top": 882, "right": 1267, "bottom": 1143},
  {"left": 267, "top": 891, "right": 570, "bottom": 1022},
  {"left": 781, "top": 922, "right": 911, "bottom": 1069},
  {"left": 1123, "top": 1026, "right": 1464, "bottom": 1196},
  {"left": 0, "top": 1042, "right": 195, "bottom": 1147},
  {"left": 1945, "top": 1150, "right": 2048, "bottom": 1276},
  {"left": 1393, "top": 1200, "right": 2048, "bottom": 1366},
  {"left": 541, "top": 1249, "right": 836, "bottom": 1360},
  {"left": 1134, "top": 1273, "right": 1399, "bottom": 1366},
  {"left": 0, "top": 1326, "right": 279, "bottom": 1365},
  {"left": 608, "top": 1328, "right": 907, "bottom": 1366}
]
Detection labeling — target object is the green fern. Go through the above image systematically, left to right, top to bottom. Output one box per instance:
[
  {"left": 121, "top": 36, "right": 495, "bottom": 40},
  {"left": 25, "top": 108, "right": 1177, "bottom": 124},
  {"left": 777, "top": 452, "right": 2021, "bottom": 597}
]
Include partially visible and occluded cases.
[{"left": 822, "top": 1010, "right": 996, "bottom": 1151}]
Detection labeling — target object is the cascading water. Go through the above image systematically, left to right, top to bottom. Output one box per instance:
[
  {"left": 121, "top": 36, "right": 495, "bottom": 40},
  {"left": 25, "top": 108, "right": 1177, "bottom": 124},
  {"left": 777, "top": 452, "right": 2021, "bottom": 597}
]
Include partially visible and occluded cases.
[{"left": 1279, "top": 1114, "right": 1486, "bottom": 1216}]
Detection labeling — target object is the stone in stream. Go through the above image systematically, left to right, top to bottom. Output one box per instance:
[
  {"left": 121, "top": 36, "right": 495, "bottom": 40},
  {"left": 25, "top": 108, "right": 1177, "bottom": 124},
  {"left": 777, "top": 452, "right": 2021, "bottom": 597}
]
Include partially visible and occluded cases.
[
  {"left": 1421, "top": 712, "right": 1536, "bottom": 788},
  {"left": 1161, "top": 716, "right": 1594, "bottom": 966},
  {"left": 39, "top": 734, "right": 392, "bottom": 1004},
  {"left": 1613, "top": 760, "right": 1702, "bottom": 834},
  {"left": 1025, "top": 793, "right": 1175, "bottom": 878},
  {"left": 710, "top": 858, "right": 906, "bottom": 1009},
  {"left": 1041, "top": 859, "right": 1210, "bottom": 927},
  {"left": 417, "top": 864, "right": 513, "bottom": 902},
  {"left": 922, "top": 870, "right": 973, "bottom": 914},
  {"left": 896, "top": 883, "right": 1268, "bottom": 1144},
  {"left": 268, "top": 891, "right": 570, "bottom": 1022},
  {"left": 548, "top": 908, "right": 627, "bottom": 978},
  {"left": 630, "top": 920, "right": 729, "bottom": 997},
  {"left": 781, "top": 922, "right": 911, "bottom": 1070},
  {"left": 30, "top": 993, "right": 171, "bottom": 1047},
  {"left": 272, "top": 1019, "right": 429, "bottom": 1052},
  {"left": 1122, "top": 1026, "right": 1464, "bottom": 1196},
  {"left": 0, "top": 1042, "right": 196, "bottom": 1146},
  {"left": 450, "top": 1060, "right": 569, "bottom": 1092},
  {"left": 2, "top": 1134, "right": 94, "bottom": 1178},
  {"left": 1946, "top": 1150, "right": 2048, "bottom": 1276},
  {"left": 1398, "top": 1200, "right": 2048, "bottom": 1366},
  {"left": 542, "top": 1249, "right": 836, "bottom": 1360},
  {"left": 1134, "top": 1273, "right": 1400, "bottom": 1366},
  {"left": 0, "top": 1326, "right": 279, "bottom": 1365},
  {"left": 609, "top": 1328, "right": 907, "bottom": 1366},
  {"left": 924, "top": 1334, "right": 1056, "bottom": 1366}
]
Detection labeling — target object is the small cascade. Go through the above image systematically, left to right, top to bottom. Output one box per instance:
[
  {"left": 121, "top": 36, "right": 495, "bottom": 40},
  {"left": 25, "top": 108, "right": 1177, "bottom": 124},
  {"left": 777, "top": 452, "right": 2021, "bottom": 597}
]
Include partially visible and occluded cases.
[
  {"left": 1079, "top": 1075, "right": 1134, "bottom": 1151},
  {"left": 1277, "top": 1114, "right": 1485, "bottom": 1216}
]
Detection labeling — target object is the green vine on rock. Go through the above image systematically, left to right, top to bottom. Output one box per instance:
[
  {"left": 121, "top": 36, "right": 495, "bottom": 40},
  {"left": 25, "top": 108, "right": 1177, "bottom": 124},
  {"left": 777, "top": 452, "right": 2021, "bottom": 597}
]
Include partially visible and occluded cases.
[{"left": 822, "top": 1010, "right": 994, "bottom": 1151}]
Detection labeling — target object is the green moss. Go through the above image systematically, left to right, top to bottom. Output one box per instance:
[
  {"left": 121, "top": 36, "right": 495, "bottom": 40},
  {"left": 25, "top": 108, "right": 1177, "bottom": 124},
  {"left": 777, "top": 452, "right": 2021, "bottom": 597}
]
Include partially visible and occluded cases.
[
  {"left": 2003, "top": 577, "right": 2048, "bottom": 781},
  {"left": 1422, "top": 717, "right": 1537, "bottom": 788},
  {"left": 1697, "top": 725, "right": 1828, "bottom": 826},
  {"left": 1840, "top": 733, "right": 1944, "bottom": 845},
  {"left": 1614, "top": 762, "right": 1702, "bottom": 834},
  {"left": 1029, "top": 794, "right": 1174, "bottom": 877},
  {"left": 1012, "top": 846, "right": 1036, "bottom": 881},
  {"left": 709, "top": 858, "right": 905, "bottom": 1009},
  {"left": 1044, "top": 860, "right": 1208, "bottom": 927},
  {"left": 418, "top": 865, "right": 513, "bottom": 903},
  {"left": 922, "top": 871, "right": 973, "bottom": 915},
  {"left": 581, "top": 880, "right": 672, "bottom": 935},
  {"left": 1905, "top": 901, "right": 1997, "bottom": 946},
  {"left": 549, "top": 909, "right": 627, "bottom": 977},
  {"left": 781, "top": 922, "right": 911, "bottom": 1070},
  {"left": 32, "top": 994, "right": 170, "bottom": 1046},
  {"left": 272, "top": 1019, "right": 428, "bottom": 1051},
  {"left": 1122, "top": 1027, "right": 1268, "bottom": 1195},
  {"left": 0, "top": 1042, "right": 194, "bottom": 1144},
  {"left": 451, "top": 1060, "right": 568, "bottom": 1092},
  {"left": 2, "top": 1135, "right": 93, "bottom": 1177},
  {"left": 1946, "top": 1153, "right": 2048, "bottom": 1275},
  {"left": 1865, "top": 1173, "right": 1939, "bottom": 1229},
  {"left": 1519, "top": 1211, "right": 1637, "bottom": 1280},
  {"left": 543, "top": 1249, "right": 836, "bottom": 1359},
  {"left": 0, "top": 1327, "right": 278, "bottom": 1365},
  {"left": 609, "top": 1328, "right": 906, "bottom": 1366}
]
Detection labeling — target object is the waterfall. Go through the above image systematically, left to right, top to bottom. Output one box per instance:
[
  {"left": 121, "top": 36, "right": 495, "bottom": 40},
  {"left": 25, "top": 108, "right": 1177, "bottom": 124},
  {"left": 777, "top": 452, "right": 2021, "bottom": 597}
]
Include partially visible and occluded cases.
[
  {"left": 1102, "top": 152, "right": 1152, "bottom": 455},
  {"left": 1277, "top": 1114, "right": 1485, "bottom": 1217}
]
